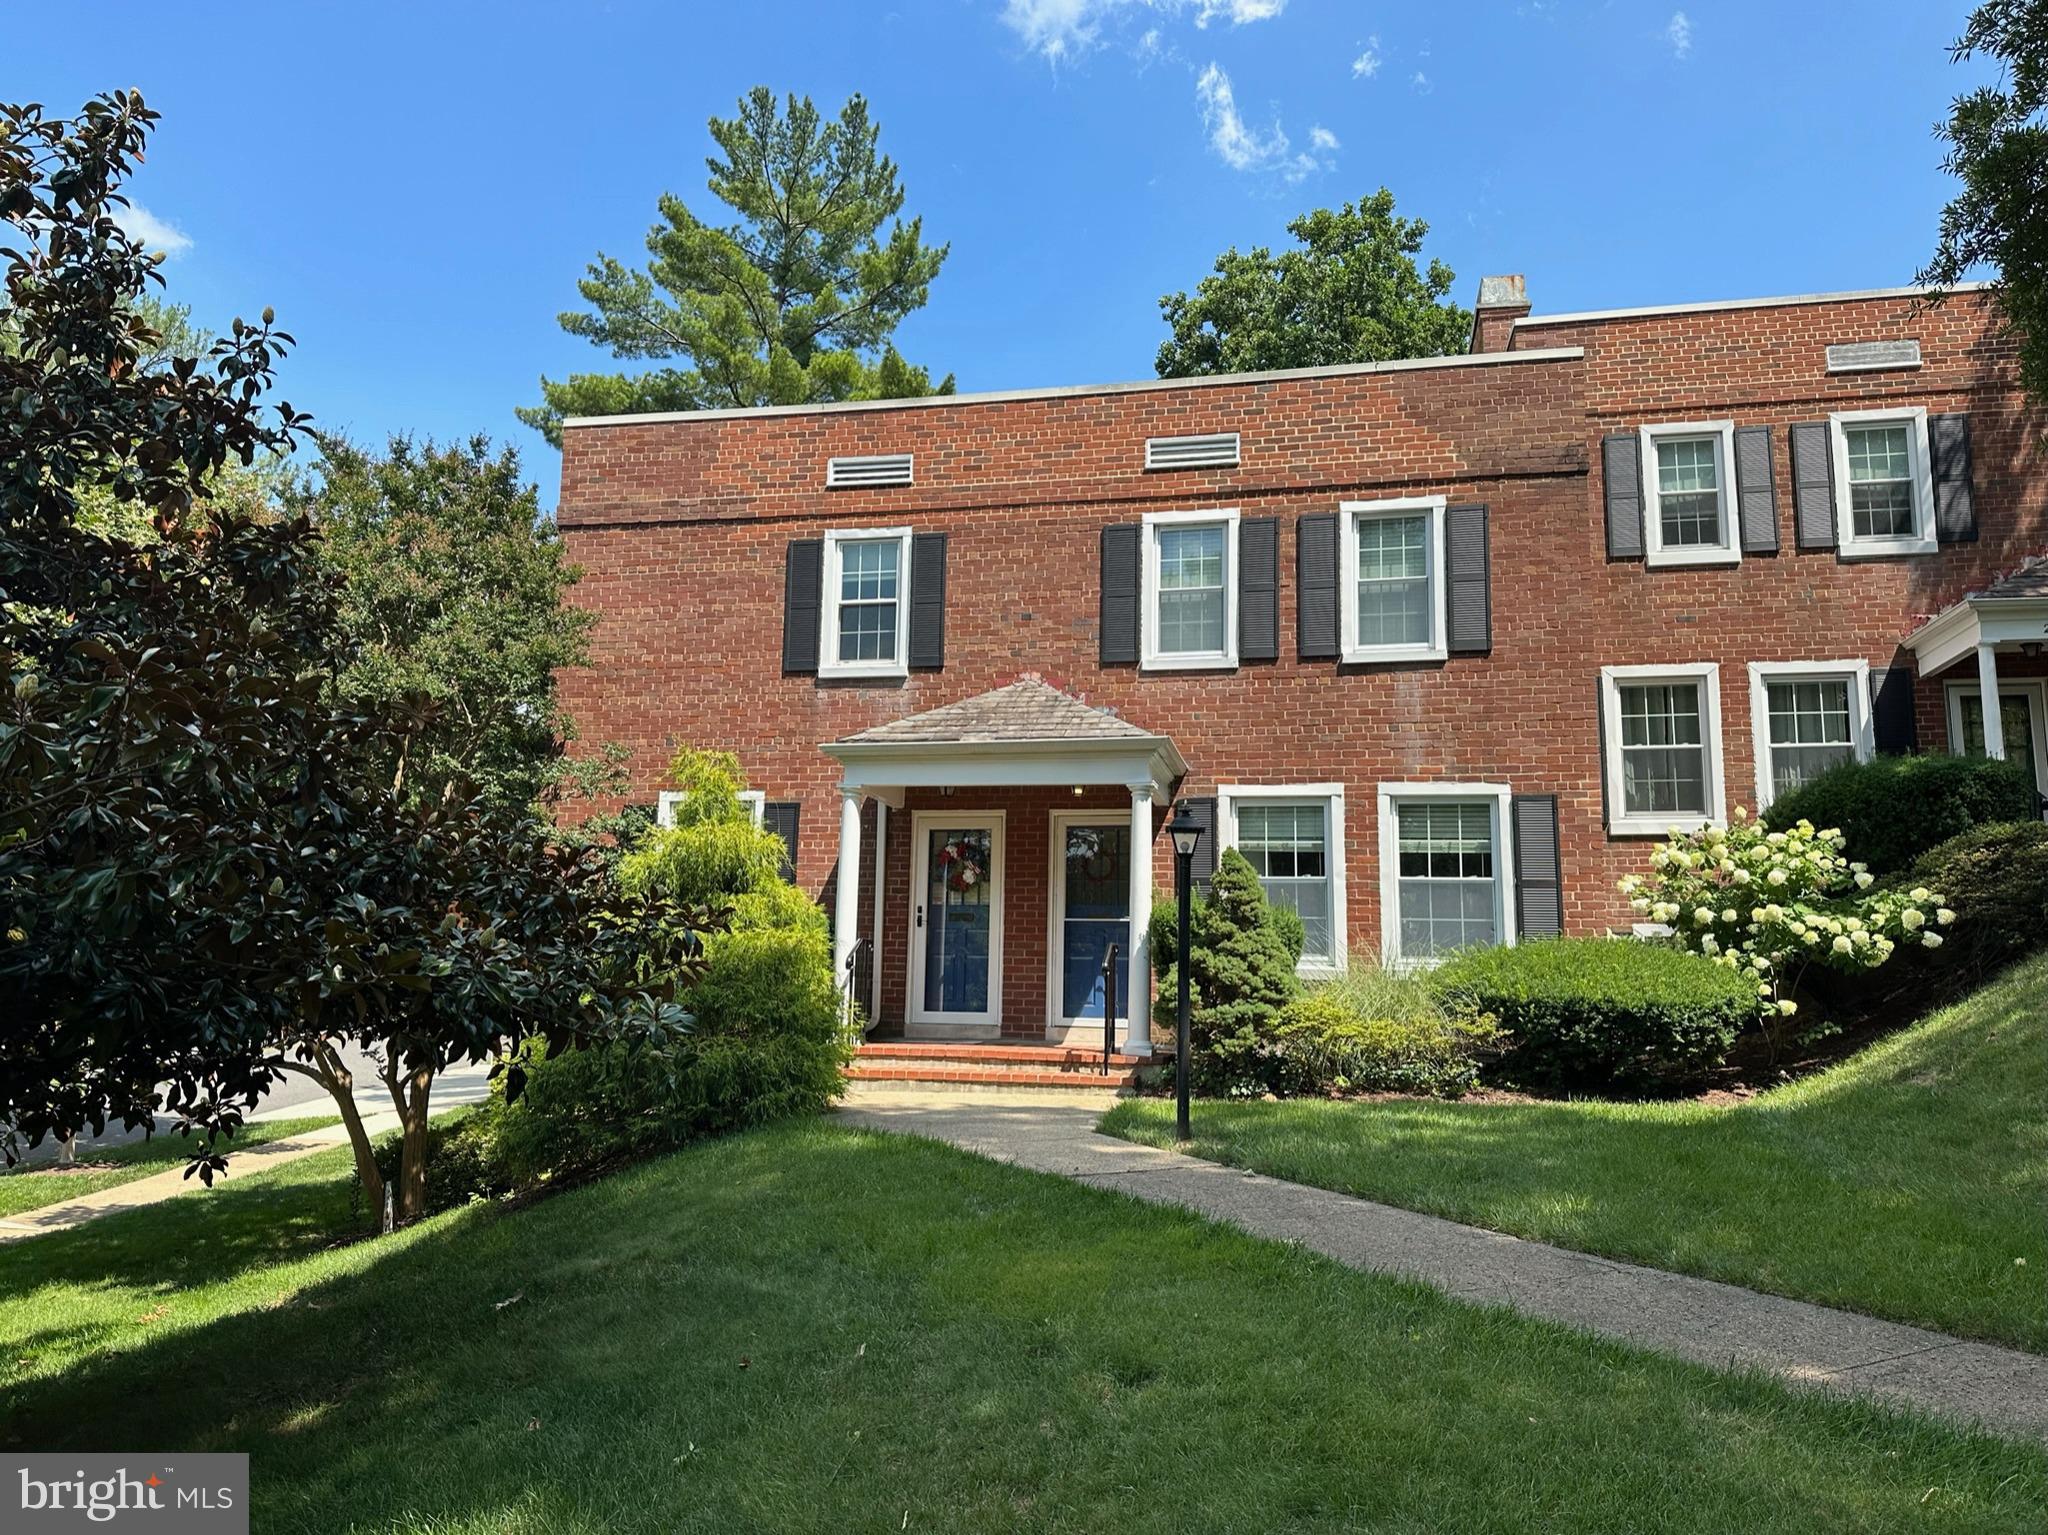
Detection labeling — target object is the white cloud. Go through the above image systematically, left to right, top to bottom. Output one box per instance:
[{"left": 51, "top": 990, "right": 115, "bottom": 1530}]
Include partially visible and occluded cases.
[
  {"left": 1000, "top": 0, "right": 1285, "bottom": 62},
  {"left": 1666, "top": 10, "right": 1692, "bottom": 59},
  {"left": 1351, "top": 37, "right": 1381, "bottom": 78},
  {"left": 1194, "top": 61, "right": 1325, "bottom": 182},
  {"left": 1410, "top": 71, "right": 1432, "bottom": 94},
  {"left": 1309, "top": 124, "right": 1340, "bottom": 152},
  {"left": 112, "top": 202, "right": 192, "bottom": 257}
]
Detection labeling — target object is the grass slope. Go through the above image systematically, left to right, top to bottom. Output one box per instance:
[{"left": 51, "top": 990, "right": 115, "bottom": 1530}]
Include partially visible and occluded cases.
[
  {"left": 1105, "top": 954, "right": 2048, "bottom": 1351},
  {"left": 0, "top": 1117, "right": 336, "bottom": 1219},
  {"left": 0, "top": 1121, "right": 2042, "bottom": 1532}
]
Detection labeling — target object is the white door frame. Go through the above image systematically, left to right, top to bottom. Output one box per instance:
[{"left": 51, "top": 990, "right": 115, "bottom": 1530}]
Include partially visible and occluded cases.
[
  {"left": 1944, "top": 677, "right": 2048, "bottom": 802},
  {"left": 907, "top": 810, "right": 1005, "bottom": 1030},
  {"left": 1044, "top": 810, "right": 1135, "bottom": 1039}
]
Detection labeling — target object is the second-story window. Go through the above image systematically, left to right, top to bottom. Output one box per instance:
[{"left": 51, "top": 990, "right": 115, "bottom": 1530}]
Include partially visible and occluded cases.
[
  {"left": 1829, "top": 408, "right": 1936, "bottom": 558},
  {"left": 1639, "top": 422, "right": 1739, "bottom": 567},
  {"left": 1340, "top": 497, "right": 1446, "bottom": 663},
  {"left": 1141, "top": 509, "right": 1239, "bottom": 670},
  {"left": 820, "top": 527, "right": 913, "bottom": 679}
]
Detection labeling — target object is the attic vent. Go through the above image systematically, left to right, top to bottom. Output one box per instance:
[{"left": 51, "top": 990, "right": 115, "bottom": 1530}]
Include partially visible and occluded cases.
[
  {"left": 1826, "top": 339, "right": 1921, "bottom": 374},
  {"left": 1145, "top": 432, "right": 1241, "bottom": 471},
  {"left": 827, "top": 453, "right": 914, "bottom": 489}
]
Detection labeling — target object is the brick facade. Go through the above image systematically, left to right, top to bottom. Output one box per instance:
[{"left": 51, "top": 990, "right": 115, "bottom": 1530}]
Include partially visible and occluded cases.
[{"left": 556, "top": 282, "right": 2047, "bottom": 1039}]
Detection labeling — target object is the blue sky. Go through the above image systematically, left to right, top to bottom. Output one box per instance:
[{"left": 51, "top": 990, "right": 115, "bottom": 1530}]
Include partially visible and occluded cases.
[{"left": 14, "top": 1, "right": 1991, "bottom": 502}]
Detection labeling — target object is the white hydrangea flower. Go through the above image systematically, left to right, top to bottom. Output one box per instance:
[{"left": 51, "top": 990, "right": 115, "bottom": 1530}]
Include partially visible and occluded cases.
[
  {"left": 1766, "top": 868, "right": 1788, "bottom": 887},
  {"left": 1854, "top": 871, "right": 1874, "bottom": 890},
  {"left": 1910, "top": 887, "right": 1932, "bottom": 904},
  {"left": 1692, "top": 907, "right": 1715, "bottom": 926},
  {"left": 1720, "top": 907, "right": 1738, "bottom": 924},
  {"left": 1937, "top": 908, "right": 1956, "bottom": 925},
  {"left": 1901, "top": 909, "right": 1925, "bottom": 931},
  {"left": 1923, "top": 931, "right": 1944, "bottom": 948},
  {"left": 1832, "top": 935, "right": 1853, "bottom": 955},
  {"left": 1777, "top": 999, "right": 1798, "bottom": 1017}
]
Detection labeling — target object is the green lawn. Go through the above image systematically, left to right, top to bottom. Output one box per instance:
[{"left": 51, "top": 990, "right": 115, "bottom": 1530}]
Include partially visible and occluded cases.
[
  {"left": 1104, "top": 953, "right": 2048, "bottom": 1353},
  {"left": 0, "top": 1116, "right": 336, "bottom": 1219},
  {"left": 1, "top": 1121, "right": 2042, "bottom": 1532}
]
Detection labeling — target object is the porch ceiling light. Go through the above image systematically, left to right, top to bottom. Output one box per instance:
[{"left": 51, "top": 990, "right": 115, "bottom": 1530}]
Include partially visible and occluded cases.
[{"left": 1168, "top": 803, "right": 1205, "bottom": 860}]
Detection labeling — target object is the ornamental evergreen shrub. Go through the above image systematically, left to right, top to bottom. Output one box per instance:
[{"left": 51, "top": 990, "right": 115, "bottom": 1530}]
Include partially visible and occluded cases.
[
  {"left": 1763, "top": 754, "right": 2038, "bottom": 873},
  {"left": 1907, "top": 821, "right": 2048, "bottom": 979},
  {"left": 1148, "top": 849, "right": 1303, "bottom": 1095},
  {"left": 1430, "top": 938, "right": 1754, "bottom": 1093},
  {"left": 1270, "top": 977, "right": 1501, "bottom": 1097}
]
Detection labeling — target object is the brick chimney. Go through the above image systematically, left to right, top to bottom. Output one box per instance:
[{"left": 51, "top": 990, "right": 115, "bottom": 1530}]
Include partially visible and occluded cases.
[{"left": 1469, "top": 274, "right": 1529, "bottom": 354}]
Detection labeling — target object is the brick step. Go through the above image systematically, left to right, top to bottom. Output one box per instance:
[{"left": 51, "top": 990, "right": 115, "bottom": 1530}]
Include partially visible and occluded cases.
[
  {"left": 856, "top": 1040, "right": 1146, "bottom": 1070},
  {"left": 846, "top": 1064, "right": 1141, "bottom": 1091}
]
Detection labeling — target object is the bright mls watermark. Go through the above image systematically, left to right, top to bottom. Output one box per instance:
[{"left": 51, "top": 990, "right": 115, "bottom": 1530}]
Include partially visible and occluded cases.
[{"left": 4, "top": 1455, "right": 246, "bottom": 1533}]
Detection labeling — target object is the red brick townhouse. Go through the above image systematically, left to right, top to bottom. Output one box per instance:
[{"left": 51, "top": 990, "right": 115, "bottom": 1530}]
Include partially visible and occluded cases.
[{"left": 556, "top": 276, "right": 2048, "bottom": 1057}]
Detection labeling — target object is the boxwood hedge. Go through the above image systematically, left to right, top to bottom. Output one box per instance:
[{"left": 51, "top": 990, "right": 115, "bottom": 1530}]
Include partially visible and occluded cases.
[{"left": 1763, "top": 754, "right": 2039, "bottom": 874}]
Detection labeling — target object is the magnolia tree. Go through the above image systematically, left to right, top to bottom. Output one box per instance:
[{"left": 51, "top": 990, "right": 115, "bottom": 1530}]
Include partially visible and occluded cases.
[{"left": 1619, "top": 808, "right": 1955, "bottom": 1019}]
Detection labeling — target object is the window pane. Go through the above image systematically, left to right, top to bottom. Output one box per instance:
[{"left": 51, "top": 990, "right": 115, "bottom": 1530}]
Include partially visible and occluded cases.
[
  {"left": 1845, "top": 424, "right": 1916, "bottom": 538},
  {"left": 1655, "top": 437, "right": 1722, "bottom": 547},
  {"left": 1356, "top": 515, "right": 1432, "bottom": 647},
  {"left": 1156, "top": 525, "right": 1226, "bottom": 655},
  {"left": 835, "top": 539, "right": 900, "bottom": 664},
  {"left": 840, "top": 539, "right": 899, "bottom": 601},
  {"left": 838, "top": 599, "right": 897, "bottom": 661},
  {"left": 1766, "top": 677, "right": 1853, "bottom": 796},
  {"left": 1618, "top": 682, "right": 1708, "bottom": 816},
  {"left": 1395, "top": 801, "right": 1497, "bottom": 958},
  {"left": 1237, "top": 802, "right": 1333, "bottom": 962}
]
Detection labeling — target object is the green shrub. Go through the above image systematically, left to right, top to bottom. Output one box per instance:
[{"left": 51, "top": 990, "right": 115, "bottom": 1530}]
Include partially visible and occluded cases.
[
  {"left": 1763, "top": 754, "right": 2038, "bottom": 874},
  {"left": 617, "top": 817, "right": 786, "bottom": 908},
  {"left": 1906, "top": 821, "right": 2048, "bottom": 979},
  {"left": 1149, "top": 849, "right": 1303, "bottom": 1095},
  {"left": 1430, "top": 938, "right": 1755, "bottom": 1092},
  {"left": 1270, "top": 975, "right": 1501, "bottom": 1097}
]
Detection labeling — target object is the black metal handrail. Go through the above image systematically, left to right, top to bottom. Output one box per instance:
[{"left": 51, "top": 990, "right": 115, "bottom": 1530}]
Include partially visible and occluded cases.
[
  {"left": 842, "top": 937, "right": 875, "bottom": 1034},
  {"left": 1099, "top": 942, "right": 1120, "bottom": 1073}
]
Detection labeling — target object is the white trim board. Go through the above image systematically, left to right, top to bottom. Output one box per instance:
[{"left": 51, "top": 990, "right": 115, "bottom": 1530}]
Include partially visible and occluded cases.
[
  {"left": 1515, "top": 281, "right": 1992, "bottom": 330},
  {"left": 1828, "top": 407, "right": 1937, "bottom": 561},
  {"left": 1638, "top": 420, "right": 1742, "bottom": 569},
  {"left": 1337, "top": 497, "right": 1448, "bottom": 664},
  {"left": 1140, "top": 507, "right": 1241, "bottom": 673},
  {"left": 818, "top": 526, "right": 914, "bottom": 680},
  {"left": 1746, "top": 660, "right": 1874, "bottom": 813},
  {"left": 1598, "top": 663, "right": 1728, "bottom": 837},
  {"left": 1375, "top": 781, "right": 1516, "bottom": 972},
  {"left": 1216, "top": 783, "right": 1350, "bottom": 976},
  {"left": 905, "top": 809, "right": 1007, "bottom": 1032},
  {"left": 1043, "top": 809, "right": 1139, "bottom": 1037}
]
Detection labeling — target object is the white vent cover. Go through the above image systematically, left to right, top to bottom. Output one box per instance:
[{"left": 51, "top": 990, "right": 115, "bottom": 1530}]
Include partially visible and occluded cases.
[
  {"left": 1826, "top": 340, "right": 1922, "bottom": 374},
  {"left": 1145, "top": 432, "right": 1241, "bottom": 471},
  {"left": 827, "top": 453, "right": 914, "bottom": 489}
]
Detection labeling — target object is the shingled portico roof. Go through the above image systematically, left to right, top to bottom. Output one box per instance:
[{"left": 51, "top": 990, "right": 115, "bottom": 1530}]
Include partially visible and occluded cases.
[
  {"left": 1905, "top": 553, "right": 2048, "bottom": 672},
  {"left": 823, "top": 678, "right": 1185, "bottom": 797}
]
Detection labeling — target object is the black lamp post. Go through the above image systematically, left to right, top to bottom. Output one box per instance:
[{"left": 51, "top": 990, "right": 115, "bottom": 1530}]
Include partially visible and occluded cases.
[{"left": 1165, "top": 802, "right": 1205, "bottom": 1142}]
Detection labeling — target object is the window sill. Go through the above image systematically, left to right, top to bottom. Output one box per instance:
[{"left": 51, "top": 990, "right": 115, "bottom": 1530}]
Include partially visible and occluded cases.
[
  {"left": 1835, "top": 535, "right": 1938, "bottom": 562},
  {"left": 1644, "top": 546, "right": 1742, "bottom": 569},
  {"left": 1340, "top": 643, "right": 1447, "bottom": 666},
  {"left": 1140, "top": 653, "right": 1239, "bottom": 673},
  {"left": 818, "top": 664, "right": 910, "bottom": 682},
  {"left": 1608, "top": 812, "right": 1718, "bottom": 838},
  {"left": 1295, "top": 958, "right": 1346, "bottom": 980}
]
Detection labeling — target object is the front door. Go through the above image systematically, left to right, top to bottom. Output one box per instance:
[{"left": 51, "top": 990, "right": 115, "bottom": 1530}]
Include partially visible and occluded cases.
[
  {"left": 1948, "top": 681, "right": 2048, "bottom": 811},
  {"left": 909, "top": 813, "right": 1004, "bottom": 1027},
  {"left": 1049, "top": 815, "right": 1131, "bottom": 1034}
]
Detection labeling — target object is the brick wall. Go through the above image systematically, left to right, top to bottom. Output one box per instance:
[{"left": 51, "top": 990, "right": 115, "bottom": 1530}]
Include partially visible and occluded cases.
[{"left": 558, "top": 286, "right": 2046, "bottom": 1025}]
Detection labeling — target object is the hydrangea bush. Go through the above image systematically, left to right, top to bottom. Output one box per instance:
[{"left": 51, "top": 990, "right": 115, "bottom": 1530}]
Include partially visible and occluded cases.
[{"left": 1618, "top": 808, "right": 1954, "bottom": 1019}]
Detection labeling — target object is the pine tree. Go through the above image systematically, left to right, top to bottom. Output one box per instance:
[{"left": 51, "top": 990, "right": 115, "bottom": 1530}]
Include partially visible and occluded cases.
[
  {"left": 521, "top": 88, "right": 952, "bottom": 445},
  {"left": 1150, "top": 849, "right": 1303, "bottom": 1093}
]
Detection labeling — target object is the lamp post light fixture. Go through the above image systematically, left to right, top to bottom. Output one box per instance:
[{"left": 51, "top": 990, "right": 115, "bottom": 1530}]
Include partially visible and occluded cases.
[{"left": 1165, "top": 802, "right": 1205, "bottom": 1142}]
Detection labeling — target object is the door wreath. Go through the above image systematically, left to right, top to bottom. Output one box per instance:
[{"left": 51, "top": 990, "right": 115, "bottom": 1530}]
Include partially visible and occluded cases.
[{"left": 935, "top": 836, "right": 987, "bottom": 894}]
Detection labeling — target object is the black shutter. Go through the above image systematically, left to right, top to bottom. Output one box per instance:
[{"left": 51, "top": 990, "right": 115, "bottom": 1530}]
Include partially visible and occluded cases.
[
  {"left": 1929, "top": 413, "right": 1978, "bottom": 543},
  {"left": 1789, "top": 422, "right": 1837, "bottom": 551},
  {"left": 1734, "top": 425, "right": 1780, "bottom": 554},
  {"left": 1602, "top": 434, "right": 1646, "bottom": 560},
  {"left": 1446, "top": 503, "right": 1492, "bottom": 655},
  {"left": 1296, "top": 512, "right": 1339, "bottom": 659},
  {"left": 1238, "top": 516, "right": 1279, "bottom": 661},
  {"left": 1100, "top": 523, "right": 1140, "bottom": 665},
  {"left": 908, "top": 532, "right": 947, "bottom": 669},
  {"left": 782, "top": 540, "right": 823, "bottom": 674},
  {"left": 1870, "top": 668, "right": 1918, "bottom": 754},
  {"left": 1512, "top": 794, "right": 1564, "bottom": 939},
  {"left": 1183, "top": 795, "right": 1218, "bottom": 888},
  {"left": 763, "top": 801, "right": 801, "bottom": 882}
]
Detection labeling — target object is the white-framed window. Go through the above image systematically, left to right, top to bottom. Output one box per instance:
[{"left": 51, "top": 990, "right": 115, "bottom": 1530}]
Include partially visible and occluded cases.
[
  {"left": 1829, "top": 407, "right": 1937, "bottom": 559},
  {"left": 1638, "top": 421, "right": 1740, "bottom": 567},
  {"left": 1339, "top": 496, "right": 1447, "bottom": 663},
  {"left": 1141, "top": 508, "right": 1239, "bottom": 671},
  {"left": 820, "top": 527, "right": 913, "bottom": 679},
  {"left": 1747, "top": 661, "right": 1873, "bottom": 810},
  {"left": 1598, "top": 663, "right": 1727, "bottom": 836},
  {"left": 1376, "top": 782, "right": 1514, "bottom": 970},
  {"left": 1218, "top": 784, "right": 1347, "bottom": 974},
  {"left": 656, "top": 789, "right": 766, "bottom": 829}
]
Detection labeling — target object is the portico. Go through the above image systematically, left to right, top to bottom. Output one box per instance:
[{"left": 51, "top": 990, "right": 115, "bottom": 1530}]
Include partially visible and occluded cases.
[
  {"left": 1906, "top": 557, "right": 2048, "bottom": 803},
  {"left": 822, "top": 679, "right": 1186, "bottom": 1054}
]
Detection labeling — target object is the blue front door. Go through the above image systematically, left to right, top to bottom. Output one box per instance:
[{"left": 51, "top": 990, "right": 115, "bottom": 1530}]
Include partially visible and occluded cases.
[{"left": 1059, "top": 822, "right": 1130, "bottom": 1023}]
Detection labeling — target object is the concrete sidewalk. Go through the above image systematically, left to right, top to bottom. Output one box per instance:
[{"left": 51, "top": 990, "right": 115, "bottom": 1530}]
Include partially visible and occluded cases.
[{"left": 837, "top": 1084, "right": 2048, "bottom": 1446}]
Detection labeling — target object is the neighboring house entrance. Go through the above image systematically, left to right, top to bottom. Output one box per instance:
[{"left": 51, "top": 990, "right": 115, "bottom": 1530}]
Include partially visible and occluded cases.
[
  {"left": 1947, "top": 680, "right": 2048, "bottom": 811},
  {"left": 909, "top": 812, "right": 1004, "bottom": 1029},
  {"left": 1048, "top": 813, "right": 1131, "bottom": 1041}
]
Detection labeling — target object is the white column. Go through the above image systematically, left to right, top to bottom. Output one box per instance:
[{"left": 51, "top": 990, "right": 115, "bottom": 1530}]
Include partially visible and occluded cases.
[
  {"left": 1978, "top": 642, "right": 2007, "bottom": 760},
  {"left": 1125, "top": 783, "right": 1154, "bottom": 1056},
  {"left": 833, "top": 789, "right": 864, "bottom": 995},
  {"left": 869, "top": 800, "right": 888, "bottom": 1022}
]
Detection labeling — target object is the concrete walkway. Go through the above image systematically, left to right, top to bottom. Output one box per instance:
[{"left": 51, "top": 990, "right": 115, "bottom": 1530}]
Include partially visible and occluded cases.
[{"left": 837, "top": 1084, "right": 2048, "bottom": 1446}]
